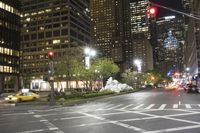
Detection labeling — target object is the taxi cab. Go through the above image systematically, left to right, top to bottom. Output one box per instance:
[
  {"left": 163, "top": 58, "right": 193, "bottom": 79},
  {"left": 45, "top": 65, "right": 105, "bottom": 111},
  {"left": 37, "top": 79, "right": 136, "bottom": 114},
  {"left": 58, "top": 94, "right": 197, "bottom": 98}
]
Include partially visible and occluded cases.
[{"left": 5, "top": 90, "right": 39, "bottom": 103}]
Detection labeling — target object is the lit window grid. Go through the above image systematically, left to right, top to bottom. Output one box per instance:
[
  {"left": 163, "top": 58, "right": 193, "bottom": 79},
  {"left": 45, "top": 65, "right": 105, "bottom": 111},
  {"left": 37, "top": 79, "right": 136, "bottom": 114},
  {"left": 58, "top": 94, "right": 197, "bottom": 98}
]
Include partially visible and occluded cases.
[{"left": 0, "top": 1, "right": 20, "bottom": 16}]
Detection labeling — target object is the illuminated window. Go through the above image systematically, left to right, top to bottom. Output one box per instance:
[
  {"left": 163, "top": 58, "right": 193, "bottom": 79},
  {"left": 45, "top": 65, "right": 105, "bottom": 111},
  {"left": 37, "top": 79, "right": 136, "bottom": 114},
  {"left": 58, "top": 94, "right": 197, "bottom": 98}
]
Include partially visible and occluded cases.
[{"left": 53, "top": 39, "right": 60, "bottom": 44}]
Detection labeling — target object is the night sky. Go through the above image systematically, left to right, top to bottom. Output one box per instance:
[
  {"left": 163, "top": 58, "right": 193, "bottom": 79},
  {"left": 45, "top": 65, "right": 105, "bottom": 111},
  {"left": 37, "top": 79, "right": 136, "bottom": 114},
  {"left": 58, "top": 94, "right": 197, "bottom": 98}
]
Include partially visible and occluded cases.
[{"left": 151, "top": 0, "right": 183, "bottom": 17}]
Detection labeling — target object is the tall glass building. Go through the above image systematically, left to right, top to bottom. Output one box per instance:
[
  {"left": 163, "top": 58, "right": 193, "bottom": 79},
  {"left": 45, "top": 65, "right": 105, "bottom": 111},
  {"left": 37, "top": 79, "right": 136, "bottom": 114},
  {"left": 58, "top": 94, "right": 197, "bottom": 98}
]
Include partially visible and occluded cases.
[{"left": 0, "top": 0, "right": 21, "bottom": 93}]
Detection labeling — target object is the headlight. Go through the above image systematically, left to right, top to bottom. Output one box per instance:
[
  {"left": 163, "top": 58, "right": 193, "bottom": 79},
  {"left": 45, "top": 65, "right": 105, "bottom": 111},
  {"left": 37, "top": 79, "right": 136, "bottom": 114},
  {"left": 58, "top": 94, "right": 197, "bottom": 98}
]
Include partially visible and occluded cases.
[
  {"left": 5, "top": 97, "right": 9, "bottom": 100},
  {"left": 11, "top": 97, "right": 18, "bottom": 100}
]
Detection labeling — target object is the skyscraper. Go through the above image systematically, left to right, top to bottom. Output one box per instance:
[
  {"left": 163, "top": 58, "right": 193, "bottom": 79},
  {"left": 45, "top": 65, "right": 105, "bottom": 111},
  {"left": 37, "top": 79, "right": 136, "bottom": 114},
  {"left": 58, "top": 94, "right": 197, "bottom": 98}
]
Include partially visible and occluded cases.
[
  {"left": 0, "top": 0, "right": 21, "bottom": 92},
  {"left": 21, "top": 0, "right": 91, "bottom": 86},
  {"left": 90, "top": 0, "right": 132, "bottom": 70},
  {"left": 130, "top": 0, "right": 153, "bottom": 71},
  {"left": 184, "top": 0, "right": 200, "bottom": 76},
  {"left": 156, "top": 16, "right": 184, "bottom": 74}
]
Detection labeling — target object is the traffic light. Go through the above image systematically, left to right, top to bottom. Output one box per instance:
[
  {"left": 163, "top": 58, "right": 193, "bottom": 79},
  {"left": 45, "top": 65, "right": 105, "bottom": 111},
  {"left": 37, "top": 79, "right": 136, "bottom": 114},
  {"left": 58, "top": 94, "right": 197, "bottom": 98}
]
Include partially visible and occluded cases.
[
  {"left": 148, "top": 7, "right": 157, "bottom": 17},
  {"left": 48, "top": 51, "right": 54, "bottom": 60}
]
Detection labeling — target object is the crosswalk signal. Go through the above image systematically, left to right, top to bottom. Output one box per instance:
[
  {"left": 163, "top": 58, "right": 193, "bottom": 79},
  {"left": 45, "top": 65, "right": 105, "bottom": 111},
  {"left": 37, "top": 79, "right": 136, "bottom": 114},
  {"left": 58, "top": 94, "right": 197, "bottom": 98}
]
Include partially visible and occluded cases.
[{"left": 48, "top": 51, "right": 54, "bottom": 60}]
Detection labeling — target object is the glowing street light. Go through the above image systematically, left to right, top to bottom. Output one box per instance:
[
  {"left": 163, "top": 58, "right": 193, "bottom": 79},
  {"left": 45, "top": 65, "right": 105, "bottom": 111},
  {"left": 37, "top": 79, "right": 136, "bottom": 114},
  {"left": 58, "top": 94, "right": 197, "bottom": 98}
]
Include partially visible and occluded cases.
[
  {"left": 84, "top": 47, "right": 96, "bottom": 69},
  {"left": 134, "top": 59, "right": 142, "bottom": 73},
  {"left": 186, "top": 67, "right": 190, "bottom": 72}
]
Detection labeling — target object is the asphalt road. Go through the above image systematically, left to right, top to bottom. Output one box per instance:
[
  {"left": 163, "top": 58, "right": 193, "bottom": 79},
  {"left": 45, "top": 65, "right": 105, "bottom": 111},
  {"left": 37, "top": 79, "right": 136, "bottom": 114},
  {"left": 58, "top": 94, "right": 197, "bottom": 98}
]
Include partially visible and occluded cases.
[{"left": 1, "top": 88, "right": 200, "bottom": 133}]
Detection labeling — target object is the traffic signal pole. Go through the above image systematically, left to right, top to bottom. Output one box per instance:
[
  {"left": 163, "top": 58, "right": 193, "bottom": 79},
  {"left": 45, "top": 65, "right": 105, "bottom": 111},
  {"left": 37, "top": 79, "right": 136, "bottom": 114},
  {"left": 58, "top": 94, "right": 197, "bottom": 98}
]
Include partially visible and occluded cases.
[{"left": 48, "top": 51, "right": 56, "bottom": 106}]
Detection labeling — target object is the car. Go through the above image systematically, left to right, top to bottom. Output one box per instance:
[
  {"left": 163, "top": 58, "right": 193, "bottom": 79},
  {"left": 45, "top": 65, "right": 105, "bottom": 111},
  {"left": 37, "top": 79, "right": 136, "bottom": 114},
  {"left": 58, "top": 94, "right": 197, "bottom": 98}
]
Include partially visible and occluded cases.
[
  {"left": 165, "top": 84, "right": 178, "bottom": 90},
  {"left": 185, "top": 84, "right": 199, "bottom": 93},
  {"left": 4, "top": 91, "right": 39, "bottom": 103}
]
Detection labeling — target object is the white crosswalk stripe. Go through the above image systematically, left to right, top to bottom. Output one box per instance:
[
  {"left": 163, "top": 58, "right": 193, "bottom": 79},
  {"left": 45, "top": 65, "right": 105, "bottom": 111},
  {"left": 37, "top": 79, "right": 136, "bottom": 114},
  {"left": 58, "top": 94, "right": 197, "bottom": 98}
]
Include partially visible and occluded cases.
[
  {"left": 94, "top": 104, "right": 200, "bottom": 110},
  {"left": 106, "top": 104, "right": 124, "bottom": 110},
  {"left": 120, "top": 104, "right": 134, "bottom": 110},
  {"left": 132, "top": 104, "right": 144, "bottom": 110},
  {"left": 145, "top": 104, "right": 155, "bottom": 109},
  {"left": 158, "top": 104, "right": 167, "bottom": 110}
]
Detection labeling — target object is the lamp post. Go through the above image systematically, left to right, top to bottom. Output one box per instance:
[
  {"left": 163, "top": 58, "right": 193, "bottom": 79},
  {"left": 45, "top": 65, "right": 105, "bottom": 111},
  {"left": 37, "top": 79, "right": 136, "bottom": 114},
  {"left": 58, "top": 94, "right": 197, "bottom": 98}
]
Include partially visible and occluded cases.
[
  {"left": 84, "top": 47, "right": 96, "bottom": 69},
  {"left": 48, "top": 50, "right": 56, "bottom": 106},
  {"left": 134, "top": 59, "right": 142, "bottom": 73},
  {"left": 134, "top": 59, "right": 142, "bottom": 89},
  {"left": 186, "top": 67, "right": 190, "bottom": 82}
]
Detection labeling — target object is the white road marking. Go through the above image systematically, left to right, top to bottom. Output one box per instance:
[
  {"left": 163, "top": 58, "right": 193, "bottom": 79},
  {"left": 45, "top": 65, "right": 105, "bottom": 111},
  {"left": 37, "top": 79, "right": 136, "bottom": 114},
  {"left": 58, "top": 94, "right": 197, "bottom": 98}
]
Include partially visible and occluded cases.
[
  {"left": 178, "top": 101, "right": 181, "bottom": 105},
  {"left": 96, "top": 104, "right": 114, "bottom": 110},
  {"left": 106, "top": 104, "right": 124, "bottom": 110},
  {"left": 120, "top": 104, "right": 134, "bottom": 110},
  {"left": 132, "top": 104, "right": 144, "bottom": 109},
  {"left": 145, "top": 104, "right": 155, "bottom": 109},
  {"left": 158, "top": 104, "right": 167, "bottom": 110},
  {"left": 173, "top": 104, "right": 178, "bottom": 109},
  {"left": 185, "top": 104, "right": 192, "bottom": 109},
  {"left": 118, "top": 109, "right": 200, "bottom": 125},
  {"left": 32, "top": 111, "right": 64, "bottom": 133},
  {"left": 2, "top": 112, "right": 34, "bottom": 116},
  {"left": 79, "top": 112, "right": 146, "bottom": 132},
  {"left": 144, "top": 125, "right": 200, "bottom": 133},
  {"left": 18, "top": 129, "right": 46, "bottom": 133}
]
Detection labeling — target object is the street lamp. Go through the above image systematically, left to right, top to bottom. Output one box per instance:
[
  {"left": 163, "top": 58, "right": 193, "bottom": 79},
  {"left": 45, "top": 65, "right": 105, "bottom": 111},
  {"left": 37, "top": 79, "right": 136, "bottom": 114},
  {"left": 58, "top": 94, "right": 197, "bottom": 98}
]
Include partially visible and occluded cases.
[
  {"left": 84, "top": 47, "right": 96, "bottom": 69},
  {"left": 134, "top": 59, "right": 142, "bottom": 73},
  {"left": 134, "top": 59, "right": 142, "bottom": 89},
  {"left": 185, "top": 67, "right": 190, "bottom": 82}
]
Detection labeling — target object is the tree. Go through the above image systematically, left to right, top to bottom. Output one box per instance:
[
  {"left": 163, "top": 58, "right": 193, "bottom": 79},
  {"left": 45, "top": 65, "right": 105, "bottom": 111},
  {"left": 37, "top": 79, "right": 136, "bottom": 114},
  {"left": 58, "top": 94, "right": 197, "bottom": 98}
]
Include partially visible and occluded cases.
[
  {"left": 55, "top": 47, "right": 84, "bottom": 90},
  {"left": 91, "top": 58, "right": 119, "bottom": 80},
  {"left": 121, "top": 69, "right": 139, "bottom": 88},
  {"left": 141, "top": 70, "right": 172, "bottom": 85}
]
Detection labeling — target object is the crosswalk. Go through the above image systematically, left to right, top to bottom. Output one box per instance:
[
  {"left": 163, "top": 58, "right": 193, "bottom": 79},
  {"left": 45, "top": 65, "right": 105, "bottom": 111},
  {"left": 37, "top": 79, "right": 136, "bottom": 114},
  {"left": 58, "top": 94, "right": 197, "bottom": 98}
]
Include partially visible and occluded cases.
[{"left": 93, "top": 103, "right": 200, "bottom": 110}]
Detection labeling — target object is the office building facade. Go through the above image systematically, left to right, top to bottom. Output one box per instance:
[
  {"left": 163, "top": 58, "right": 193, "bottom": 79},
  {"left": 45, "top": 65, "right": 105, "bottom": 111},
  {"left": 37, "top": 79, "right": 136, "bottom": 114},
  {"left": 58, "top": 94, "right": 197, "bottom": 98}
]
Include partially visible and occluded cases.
[
  {"left": 0, "top": 0, "right": 21, "bottom": 92},
  {"left": 21, "top": 0, "right": 91, "bottom": 87},
  {"left": 90, "top": 0, "right": 132, "bottom": 70},
  {"left": 130, "top": 0, "right": 153, "bottom": 72},
  {"left": 184, "top": 0, "right": 200, "bottom": 76}
]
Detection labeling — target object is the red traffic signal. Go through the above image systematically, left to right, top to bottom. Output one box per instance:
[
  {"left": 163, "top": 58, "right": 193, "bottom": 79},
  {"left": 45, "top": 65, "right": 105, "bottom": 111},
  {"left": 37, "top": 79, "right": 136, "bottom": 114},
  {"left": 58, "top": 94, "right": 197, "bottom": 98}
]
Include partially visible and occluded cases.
[
  {"left": 148, "top": 7, "right": 157, "bottom": 17},
  {"left": 48, "top": 51, "right": 54, "bottom": 60}
]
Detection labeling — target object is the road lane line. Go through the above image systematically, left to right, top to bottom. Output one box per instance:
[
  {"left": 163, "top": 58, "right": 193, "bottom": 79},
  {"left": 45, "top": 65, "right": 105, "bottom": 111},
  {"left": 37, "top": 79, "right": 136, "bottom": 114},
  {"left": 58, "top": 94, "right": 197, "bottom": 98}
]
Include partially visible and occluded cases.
[
  {"left": 96, "top": 104, "right": 114, "bottom": 110},
  {"left": 106, "top": 104, "right": 124, "bottom": 110},
  {"left": 120, "top": 104, "right": 134, "bottom": 110},
  {"left": 132, "top": 104, "right": 144, "bottom": 110},
  {"left": 145, "top": 104, "right": 155, "bottom": 109},
  {"left": 158, "top": 104, "right": 167, "bottom": 110},
  {"left": 173, "top": 104, "right": 178, "bottom": 109},
  {"left": 185, "top": 104, "right": 192, "bottom": 109},
  {"left": 118, "top": 109, "right": 200, "bottom": 125},
  {"left": 2, "top": 112, "right": 34, "bottom": 116},
  {"left": 32, "top": 112, "right": 64, "bottom": 133},
  {"left": 79, "top": 112, "right": 146, "bottom": 132},
  {"left": 143, "top": 125, "right": 200, "bottom": 133},
  {"left": 18, "top": 129, "right": 46, "bottom": 133}
]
